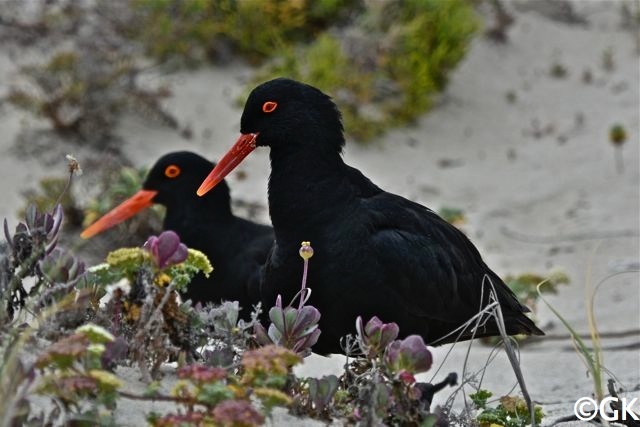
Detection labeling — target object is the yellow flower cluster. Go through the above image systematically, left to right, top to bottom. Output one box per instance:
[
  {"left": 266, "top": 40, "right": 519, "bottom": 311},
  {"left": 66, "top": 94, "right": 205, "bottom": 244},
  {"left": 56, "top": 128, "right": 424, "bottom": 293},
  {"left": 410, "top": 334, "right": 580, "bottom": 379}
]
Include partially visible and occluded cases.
[
  {"left": 106, "top": 247, "right": 149, "bottom": 267},
  {"left": 186, "top": 248, "right": 213, "bottom": 277}
]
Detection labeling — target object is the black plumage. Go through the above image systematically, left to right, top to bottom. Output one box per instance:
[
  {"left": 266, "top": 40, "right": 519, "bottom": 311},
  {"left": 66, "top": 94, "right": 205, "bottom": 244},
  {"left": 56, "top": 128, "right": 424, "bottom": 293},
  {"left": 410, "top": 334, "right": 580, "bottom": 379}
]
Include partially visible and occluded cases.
[
  {"left": 198, "top": 79, "right": 543, "bottom": 354},
  {"left": 83, "top": 151, "right": 273, "bottom": 317}
]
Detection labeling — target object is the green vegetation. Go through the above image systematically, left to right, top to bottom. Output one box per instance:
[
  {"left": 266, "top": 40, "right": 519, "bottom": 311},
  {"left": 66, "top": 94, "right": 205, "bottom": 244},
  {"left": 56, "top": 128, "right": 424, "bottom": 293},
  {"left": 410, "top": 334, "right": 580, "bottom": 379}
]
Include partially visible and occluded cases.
[
  {"left": 4, "top": 0, "right": 478, "bottom": 143},
  {"left": 131, "top": 0, "right": 359, "bottom": 65},
  {"left": 131, "top": 0, "right": 480, "bottom": 140},
  {"left": 254, "top": 0, "right": 479, "bottom": 140},
  {"left": 7, "top": 50, "right": 175, "bottom": 144},
  {"left": 609, "top": 123, "right": 628, "bottom": 173},
  {"left": 4, "top": 161, "right": 560, "bottom": 426},
  {"left": 0, "top": 199, "right": 441, "bottom": 425},
  {"left": 439, "top": 206, "right": 467, "bottom": 226},
  {"left": 505, "top": 270, "right": 569, "bottom": 314},
  {"left": 34, "top": 324, "right": 122, "bottom": 425},
  {"left": 471, "top": 389, "right": 544, "bottom": 427}
]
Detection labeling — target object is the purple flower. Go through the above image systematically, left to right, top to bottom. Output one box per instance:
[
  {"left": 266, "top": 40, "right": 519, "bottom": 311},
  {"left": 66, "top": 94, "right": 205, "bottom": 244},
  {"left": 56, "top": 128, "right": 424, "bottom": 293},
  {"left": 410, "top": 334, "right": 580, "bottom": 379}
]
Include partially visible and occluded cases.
[
  {"left": 143, "top": 230, "right": 188, "bottom": 268},
  {"left": 384, "top": 335, "right": 433, "bottom": 375}
]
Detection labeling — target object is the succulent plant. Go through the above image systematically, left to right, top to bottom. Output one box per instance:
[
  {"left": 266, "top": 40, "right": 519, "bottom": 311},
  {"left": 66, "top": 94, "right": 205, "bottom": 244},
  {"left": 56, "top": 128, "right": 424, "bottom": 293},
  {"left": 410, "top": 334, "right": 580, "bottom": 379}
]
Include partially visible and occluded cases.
[
  {"left": 2, "top": 204, "right": 69, "bottom": 321},
  {"left": 4, "top": 204, "right": 63, "bottom": 266},
  {"left": 143, "top": 230, "right": 188, "bottom": 269},
  {"left": 254, "top": 241, "right": 321, "bottom": 357},
  {"left": 39, "top": 247, "right": 86, "bottom": 285},
  {"left": 254, "top": 295, "right": 321, "bottom": 357},
  {"left": 207, "top": 301, "right": 240, "bottom": 334},
  {"left": 356, "top": 315, "right": 399, "bottom": 359},
  {"left": 384, "top": 335, "right": 432, "bottom": 375},
  {"left": 241, "top": 345, "right": 301, "bottom": 390},
  {"left": 177, "top": 364, "right": 227, "bottom": 385},
  {"left": 308, "top": 375, "right": 339, "bottom": 413},
  {"left": 211, "top": 399, "right": 265, "bottom": 426}
]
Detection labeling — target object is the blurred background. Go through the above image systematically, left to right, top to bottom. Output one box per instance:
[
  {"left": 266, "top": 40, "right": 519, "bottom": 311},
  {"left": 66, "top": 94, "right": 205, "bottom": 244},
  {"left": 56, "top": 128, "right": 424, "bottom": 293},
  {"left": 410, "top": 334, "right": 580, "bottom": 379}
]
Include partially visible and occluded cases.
[{"left": 0, "top": 0, "right": 638, "bottom": 418}]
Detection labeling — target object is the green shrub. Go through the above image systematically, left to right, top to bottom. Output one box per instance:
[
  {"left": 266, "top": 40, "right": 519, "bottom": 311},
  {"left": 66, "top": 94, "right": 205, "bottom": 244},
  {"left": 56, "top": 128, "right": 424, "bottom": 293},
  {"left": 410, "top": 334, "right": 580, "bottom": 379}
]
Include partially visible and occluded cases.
[
  {"left": 132, "top": 0, "right": 360, "bottom": 65},
  {"left": 255, "top": 0, "right": 479, "bottom": 141},
  {"left": 383, "top": 0, "right": 479, "bottom": 122},
  {"left": 7, "top": 49, "right": 175, "bottom": 144},
  {"left": 471, "top": 389, "right": 544, "bottom": 427}
]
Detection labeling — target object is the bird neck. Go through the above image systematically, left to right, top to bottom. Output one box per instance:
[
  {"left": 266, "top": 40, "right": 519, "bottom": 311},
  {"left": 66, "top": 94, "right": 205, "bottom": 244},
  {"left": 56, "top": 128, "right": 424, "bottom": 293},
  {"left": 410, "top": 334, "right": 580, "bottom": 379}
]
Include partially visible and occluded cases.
[{"left": 267, "top": 145, "right": 352, "bottom": 244}]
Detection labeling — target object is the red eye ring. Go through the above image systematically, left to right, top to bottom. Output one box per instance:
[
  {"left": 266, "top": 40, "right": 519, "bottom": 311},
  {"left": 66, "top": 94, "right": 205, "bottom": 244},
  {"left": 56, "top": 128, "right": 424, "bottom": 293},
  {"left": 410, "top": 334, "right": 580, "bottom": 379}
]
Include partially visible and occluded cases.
[
  {"left": 262, "top": 101, "right": 278, "bottom": 113},
  {"left": 164, "top": 165, "right": 181, "bottom": 178}
]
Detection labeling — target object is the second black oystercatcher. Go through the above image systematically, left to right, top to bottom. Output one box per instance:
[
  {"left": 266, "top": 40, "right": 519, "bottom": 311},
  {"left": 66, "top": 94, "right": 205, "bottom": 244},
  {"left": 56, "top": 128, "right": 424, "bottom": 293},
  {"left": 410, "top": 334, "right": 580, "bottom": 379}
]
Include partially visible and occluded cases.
[
  {"left": 197, "top": 78, "right": 544, "bottom": 354},
  {"left": 82, "top": 151, "right": 274, "bottom": 316}
]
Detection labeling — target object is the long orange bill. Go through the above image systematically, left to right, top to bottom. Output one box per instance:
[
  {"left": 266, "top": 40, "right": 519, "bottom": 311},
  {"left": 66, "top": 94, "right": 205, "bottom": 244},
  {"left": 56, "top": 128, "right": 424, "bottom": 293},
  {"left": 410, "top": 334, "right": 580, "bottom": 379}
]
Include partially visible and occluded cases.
[
  {"left": 197, "top": 133, "right": 258, "bottom": 197},
  {"left": 80, "top": 189, "right": 158, "bottom": 238}
]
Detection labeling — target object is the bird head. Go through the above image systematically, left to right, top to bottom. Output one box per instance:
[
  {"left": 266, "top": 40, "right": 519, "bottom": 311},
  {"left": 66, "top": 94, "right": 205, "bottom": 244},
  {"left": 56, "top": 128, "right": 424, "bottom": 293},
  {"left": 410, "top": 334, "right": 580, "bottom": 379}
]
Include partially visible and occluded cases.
[
  {"left": 198, "top": 78, "right": 345, "bottom": 196},
  {"left": 82, "top": 151, "right": 230, "bottom": 238}
]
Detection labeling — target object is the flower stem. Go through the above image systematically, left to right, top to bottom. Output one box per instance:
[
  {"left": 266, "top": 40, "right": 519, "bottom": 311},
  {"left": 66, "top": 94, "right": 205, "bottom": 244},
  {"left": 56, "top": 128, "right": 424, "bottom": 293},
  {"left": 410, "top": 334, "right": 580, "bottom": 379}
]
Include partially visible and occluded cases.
[{"left": 299, "top": 259, "right": 309, "bottom": 310}]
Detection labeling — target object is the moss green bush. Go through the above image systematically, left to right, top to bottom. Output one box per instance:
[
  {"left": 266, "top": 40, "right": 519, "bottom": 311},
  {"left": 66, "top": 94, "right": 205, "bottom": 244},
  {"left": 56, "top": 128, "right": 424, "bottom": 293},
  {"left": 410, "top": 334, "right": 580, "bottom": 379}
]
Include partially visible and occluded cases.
[
  {"left": 5, "top": 0, "right": 477, "bottom": 144},
  {"left": 132, "top": 0, "right": 359, "bottom": 65},
  {"left": 133, "top": 0, "right": 478, "bottom": 140},
  {"left": 254, "top": 0, "right": 479, "bottom": 141},
  {"left": 383, "top": 0, "right": 479, "bottom": 121},
  {"left": 7, "top": 48, "right": 175, "bottom": 143}
]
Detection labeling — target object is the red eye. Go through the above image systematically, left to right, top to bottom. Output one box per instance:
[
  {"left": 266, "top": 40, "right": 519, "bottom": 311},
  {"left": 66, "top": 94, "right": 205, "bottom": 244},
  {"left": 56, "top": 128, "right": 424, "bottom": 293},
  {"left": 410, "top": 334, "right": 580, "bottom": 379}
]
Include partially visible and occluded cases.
[
  {"left": 262, "top": 101, "right": 278, "bottom": 113},
  {"left": 164, "top": 165, "right": 181, "bottom": 178}
]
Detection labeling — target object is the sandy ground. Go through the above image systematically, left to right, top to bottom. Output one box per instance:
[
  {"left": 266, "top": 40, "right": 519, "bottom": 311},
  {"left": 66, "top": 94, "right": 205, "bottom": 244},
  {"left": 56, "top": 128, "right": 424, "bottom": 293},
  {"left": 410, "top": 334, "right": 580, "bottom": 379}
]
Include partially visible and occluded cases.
[{"left": 1, "top": 1, "right": 638, "bottom": 425}]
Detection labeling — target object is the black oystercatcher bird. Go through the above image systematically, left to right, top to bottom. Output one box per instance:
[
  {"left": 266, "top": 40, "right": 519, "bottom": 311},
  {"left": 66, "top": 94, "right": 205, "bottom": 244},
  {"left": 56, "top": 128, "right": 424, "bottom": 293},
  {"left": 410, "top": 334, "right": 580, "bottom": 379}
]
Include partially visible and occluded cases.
[
  {"left": 197, "top": 78, "right": 544, "bottom": 354},
  {"left": 82, "top": 151, "right": 274, "bottom": 316}
]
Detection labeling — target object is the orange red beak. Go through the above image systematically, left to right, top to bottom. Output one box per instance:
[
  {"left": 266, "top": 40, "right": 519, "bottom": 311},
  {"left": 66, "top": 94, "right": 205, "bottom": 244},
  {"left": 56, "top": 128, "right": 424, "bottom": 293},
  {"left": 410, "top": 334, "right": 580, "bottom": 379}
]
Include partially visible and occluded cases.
[
  {"left": 197, "top": 133, "right": 257, "bottom": 197},
  {"left": 80, "top": 189, "right": 158, "bottom": 238}
]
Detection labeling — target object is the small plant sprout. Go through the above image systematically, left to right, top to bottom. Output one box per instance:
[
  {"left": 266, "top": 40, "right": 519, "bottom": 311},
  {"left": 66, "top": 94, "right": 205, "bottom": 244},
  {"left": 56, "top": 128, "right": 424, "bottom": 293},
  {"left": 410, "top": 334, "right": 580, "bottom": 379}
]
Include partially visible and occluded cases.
[
  {"left": 609, "top": 124, "right": 627, "bottom": 173},
  {"left": 4, "top": 204, "right": 63, "bottom": 263},
  {"left": 98, "top": 233, "right": 212, "bottom": 294},
  {"left": 254, "top": 241, "right": 321, "bottom": 357}
]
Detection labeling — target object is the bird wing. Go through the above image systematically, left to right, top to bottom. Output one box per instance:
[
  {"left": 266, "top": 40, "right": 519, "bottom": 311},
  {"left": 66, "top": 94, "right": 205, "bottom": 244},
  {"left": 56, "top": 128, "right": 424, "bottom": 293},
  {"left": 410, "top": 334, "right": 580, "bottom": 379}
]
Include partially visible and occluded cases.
[{"left": 360, "top": 190, "right": 526, "bottom": 324}]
